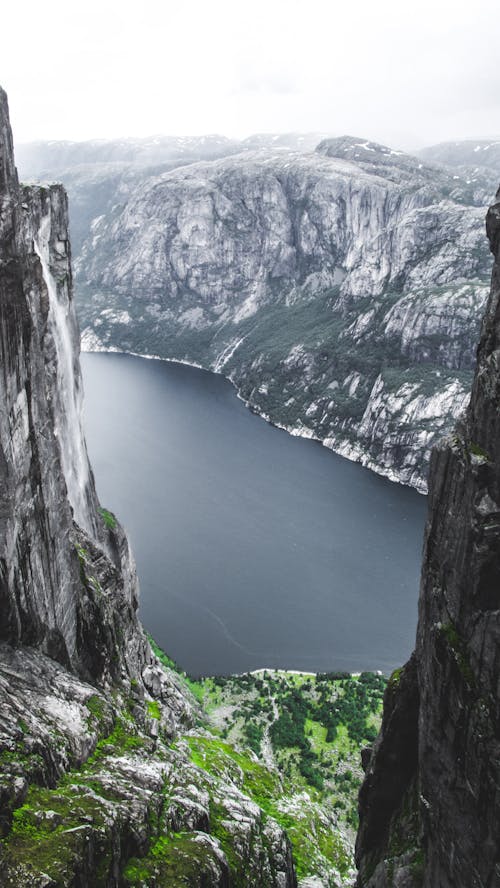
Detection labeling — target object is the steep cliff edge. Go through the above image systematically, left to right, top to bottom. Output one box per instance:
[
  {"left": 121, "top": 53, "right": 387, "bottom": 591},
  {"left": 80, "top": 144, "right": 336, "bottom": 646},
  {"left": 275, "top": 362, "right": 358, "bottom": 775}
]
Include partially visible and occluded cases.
[
  {"left": 0, "top": 86, "right": 148, "bottom": 686},
  {"left": 0, "top": 88, "right": 298, "bottom": 887},
  {"left": 18, "top": 134, "right": 496, "bottom": 492},
  {"left": 74, "top": 141, "right": 493, "bottom": 492},
  {"left": 355, "top": 191, "right": 500, "bottom": 886}
]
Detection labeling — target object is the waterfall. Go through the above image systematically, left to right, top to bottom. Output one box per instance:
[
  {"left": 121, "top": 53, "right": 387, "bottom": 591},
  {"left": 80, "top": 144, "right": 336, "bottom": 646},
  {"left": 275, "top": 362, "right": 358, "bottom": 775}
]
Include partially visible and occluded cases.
[{"left": 34, "top": 212, "right": 94, "bottom": 535}]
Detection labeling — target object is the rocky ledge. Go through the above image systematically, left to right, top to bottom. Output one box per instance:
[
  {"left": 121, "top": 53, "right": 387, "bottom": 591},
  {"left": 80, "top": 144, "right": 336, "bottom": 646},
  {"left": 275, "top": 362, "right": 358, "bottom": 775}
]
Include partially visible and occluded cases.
[{"left": 0, "top": 642, "right": 298, "bottom": 888}]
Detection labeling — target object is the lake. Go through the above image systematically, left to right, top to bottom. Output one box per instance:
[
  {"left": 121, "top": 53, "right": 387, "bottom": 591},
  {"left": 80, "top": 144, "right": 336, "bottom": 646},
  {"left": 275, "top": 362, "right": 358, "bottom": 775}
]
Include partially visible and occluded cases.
[{"left": 81, "top": 352, "right": 427, "bottom": 676}]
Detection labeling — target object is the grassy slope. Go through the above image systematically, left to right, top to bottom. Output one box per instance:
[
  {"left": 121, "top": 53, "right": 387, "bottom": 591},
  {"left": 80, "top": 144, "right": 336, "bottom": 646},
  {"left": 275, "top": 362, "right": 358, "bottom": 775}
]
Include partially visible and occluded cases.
[
  {"left": 0, "top": 632, "right": 386, "bottom": 887},
  {"left": 151, "top": 637, "right": 387, "bottom": 885}
]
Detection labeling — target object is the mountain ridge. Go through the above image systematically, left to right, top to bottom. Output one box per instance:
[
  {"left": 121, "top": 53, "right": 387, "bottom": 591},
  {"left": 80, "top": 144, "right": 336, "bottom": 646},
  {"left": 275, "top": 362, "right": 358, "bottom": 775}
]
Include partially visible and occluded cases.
[{"left": 65, "top": 136, "right": 495, "bottom": 491}]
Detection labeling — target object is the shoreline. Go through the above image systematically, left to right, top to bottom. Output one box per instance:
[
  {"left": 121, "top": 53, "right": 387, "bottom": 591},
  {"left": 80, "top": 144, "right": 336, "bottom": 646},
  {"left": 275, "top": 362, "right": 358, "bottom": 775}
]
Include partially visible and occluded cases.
[
  {"left": 81, "top": 343, "right": 427, "bottom": 496},
  {"left": 194, "top": 668, "right": 387, "bottom": 680},
  {"left": 248, "top": 668, "right": 384, "bottom": 678}
]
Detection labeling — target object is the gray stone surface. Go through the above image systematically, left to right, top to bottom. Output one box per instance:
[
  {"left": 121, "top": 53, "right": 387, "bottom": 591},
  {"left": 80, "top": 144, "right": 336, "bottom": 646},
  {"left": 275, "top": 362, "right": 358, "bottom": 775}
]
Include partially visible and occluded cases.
[
  {"left": 0, "top": 86, "right": 148, "bottom": 685},
  {"left": 0, "top": 87, "right": 297, "bottom": 887},
  {"left": 40, "top": 135, "right": 494, "bottom": 491},
  {"left": 355, "top": 189, "right": 500, "bottom": 886}
]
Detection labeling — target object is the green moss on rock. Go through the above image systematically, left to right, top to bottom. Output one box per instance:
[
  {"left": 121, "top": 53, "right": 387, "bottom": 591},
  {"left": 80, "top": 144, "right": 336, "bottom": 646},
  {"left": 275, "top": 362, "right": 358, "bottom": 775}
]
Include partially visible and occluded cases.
[
  {"left": 99, "top": 507, "right": 117, "bottom": 530},
  {"left": 438, "top": 622, "right": 475, "bottom": 687},
  {"left": 123, "top": 832, "right": 227, "bottom": 887}
]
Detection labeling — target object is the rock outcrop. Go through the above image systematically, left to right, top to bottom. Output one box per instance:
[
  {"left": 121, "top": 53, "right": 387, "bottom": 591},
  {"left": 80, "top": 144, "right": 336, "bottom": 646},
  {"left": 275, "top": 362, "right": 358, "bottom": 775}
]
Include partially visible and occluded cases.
[
  {"left": 0, "top": 86, "right": 143, "bottom": 684},
  {"left": 0, "top": 87, "right": 297, "bottom": 887},
  {"left": 20, "top": 135, "right": 495, "bottom": 491},
  {"left": 355, "top": 189, "right": 500, "bottom": 886}
]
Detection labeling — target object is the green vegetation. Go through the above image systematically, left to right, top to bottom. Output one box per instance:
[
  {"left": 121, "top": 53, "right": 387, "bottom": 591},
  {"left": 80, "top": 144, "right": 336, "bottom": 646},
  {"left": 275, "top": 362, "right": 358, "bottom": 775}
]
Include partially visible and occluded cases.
[
  {"left": 468, "top": 441, "right": 490, "bottom": 460},
  {"left": 99, "top": 507, "right": 117, "bottom": 530},
  {"left": 75, "top": 544, "right": 103, "bottom": 599},
  {"left": 75, "top": 544, "right": 88, "bottom": 559},
  {"left": 439, "top": 622, "right": 475, "bottom": 686},
  {"left": 1, "top": 630, "right": 387, "bottom": 887},
  {"left": 147, "top": 633, "right": 205, "bottom": 702},
  {"left": 119, "top": 650, "right": 386, "bottom": 882},
  {"left": 182, "top": 665, "right": 387, "bottom": 880},
  {"left": 388, "top": 666, "right": 404, "bottom": 687},
  {"left": 85, "top": 693, "right": 107, "bottom": 728},
  {"left": 146, "top": 700, "right": 161, "bottom": 720},
  {"left": 1, "top": 714, "right": 151, "bottom": 884},
  {"left": 184, "top": 734, "right": 352, "bottom": 880},
  {"left": 186, "top": 735, "right": 281, "bottom": 806},
  {"left": 384, "top": 781, "right": 423, "bottom": 884},
  {"left": 7, "top": 789, "right": 107, "bottom": 882},
  {"left": 124, "top": 832, "right": 226, "bottom": 887}
]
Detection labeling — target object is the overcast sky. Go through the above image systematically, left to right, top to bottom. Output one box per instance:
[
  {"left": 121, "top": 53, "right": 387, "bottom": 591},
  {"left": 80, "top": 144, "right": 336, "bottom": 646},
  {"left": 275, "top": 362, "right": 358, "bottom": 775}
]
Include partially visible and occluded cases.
[{"left": 2, "top": 0, "right": 499, "bottom": 150}]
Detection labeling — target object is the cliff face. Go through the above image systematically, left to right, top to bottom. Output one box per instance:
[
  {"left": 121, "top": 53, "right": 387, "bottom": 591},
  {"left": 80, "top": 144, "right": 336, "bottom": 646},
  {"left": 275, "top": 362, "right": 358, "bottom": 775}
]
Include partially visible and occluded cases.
[
  {"left": 0, "top": 87, "right": 146, "bottom": 685},
  {"left": 0, "top": 89, "right": 297, "bottom": 887},
  {"left": 54, "top": 137, "right": 494, "bottom": 491},
  {"left": 355, "top": 191, "right": 500, "bottom": 886}
]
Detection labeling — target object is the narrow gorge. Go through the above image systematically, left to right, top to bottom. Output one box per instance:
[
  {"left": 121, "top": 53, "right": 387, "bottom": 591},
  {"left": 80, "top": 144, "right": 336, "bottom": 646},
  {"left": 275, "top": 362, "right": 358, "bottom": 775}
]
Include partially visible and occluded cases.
[{"left": 2, "top": 77, "right": 500, "bottom": 888}]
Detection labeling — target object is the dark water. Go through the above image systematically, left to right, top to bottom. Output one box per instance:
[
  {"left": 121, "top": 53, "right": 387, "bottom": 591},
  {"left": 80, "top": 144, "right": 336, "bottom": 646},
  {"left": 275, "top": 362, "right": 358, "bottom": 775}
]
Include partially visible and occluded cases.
[{"left": 81, "top": 352, "right": 427, "bottom": 676}]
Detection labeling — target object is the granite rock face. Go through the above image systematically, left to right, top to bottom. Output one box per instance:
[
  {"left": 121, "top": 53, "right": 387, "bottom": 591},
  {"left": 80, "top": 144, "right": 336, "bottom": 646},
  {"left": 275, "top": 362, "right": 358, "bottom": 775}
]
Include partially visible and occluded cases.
[
  {"left": 0, "top": 86, "right": 147, "bottom": 685},
  {"left": 0, "top": 88, "right": 297, "bottom": 887},
  {"left": 29, "top": 135, "right": 495, "bottom": 491},
  {"left": 355, "top": 191, "right": 500, "bottom": 886}
]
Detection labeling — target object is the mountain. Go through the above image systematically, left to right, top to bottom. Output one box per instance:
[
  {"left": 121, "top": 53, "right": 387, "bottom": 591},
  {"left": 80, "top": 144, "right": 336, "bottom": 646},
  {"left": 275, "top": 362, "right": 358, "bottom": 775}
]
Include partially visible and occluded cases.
[
  {"left": 3, "top": 85, "right": 500, "bottom": 888},
  {"left": 0, "top": 87, "right": 302, "bottom": 888},
  {"left": 3, "top": 88, "right": 390, "bottom": 888},
  {"left": 15, "top": 132, "right": 331, "bottom": 179},
  {"left": 15, "top": 132, "right": 331, "bottom": 259},
  {"left": 18, "top": 133, "right": 496, "bottom": 491},
  {"left": 14, "top": 135, "right": 241, "bottom": 177},
  {"left": 70, "top": 138, "right": 497, "bottom": 491},
  {"left": 419, "top": 139, "right": 500, "bottom": 171},
  {"left": 355, "top": 188, "right": 500, "bottom": 885}
]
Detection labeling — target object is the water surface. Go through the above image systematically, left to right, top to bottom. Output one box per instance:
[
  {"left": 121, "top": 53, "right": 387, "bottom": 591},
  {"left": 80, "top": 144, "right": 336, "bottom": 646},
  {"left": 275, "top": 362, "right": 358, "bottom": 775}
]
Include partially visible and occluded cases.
[{"left": 81, "top": 352, "right": 427, "bottom": 676}]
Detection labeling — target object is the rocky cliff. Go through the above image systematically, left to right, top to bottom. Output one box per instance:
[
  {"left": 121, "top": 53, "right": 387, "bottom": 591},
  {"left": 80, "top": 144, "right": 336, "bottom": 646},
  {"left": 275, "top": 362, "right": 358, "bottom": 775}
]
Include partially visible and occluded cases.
[
  {"left": 0, "top": 87, "right": 298, "bottom": 888},
  {"left": 0, "top": 87, "right": 142, "bottom": 683},
  {"left": 20, "top": 135, "right": 495, "bottom": 491},
  {"left": 355, "top": 190, "right": 500, "bottom": 886}
]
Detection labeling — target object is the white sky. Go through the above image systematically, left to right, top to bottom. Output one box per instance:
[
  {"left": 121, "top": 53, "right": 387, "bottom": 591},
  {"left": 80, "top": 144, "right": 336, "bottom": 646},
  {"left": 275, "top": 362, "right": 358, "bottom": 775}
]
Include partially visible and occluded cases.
[{"left": 2, "top": 0, "right": 500, "bottom": 150}]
